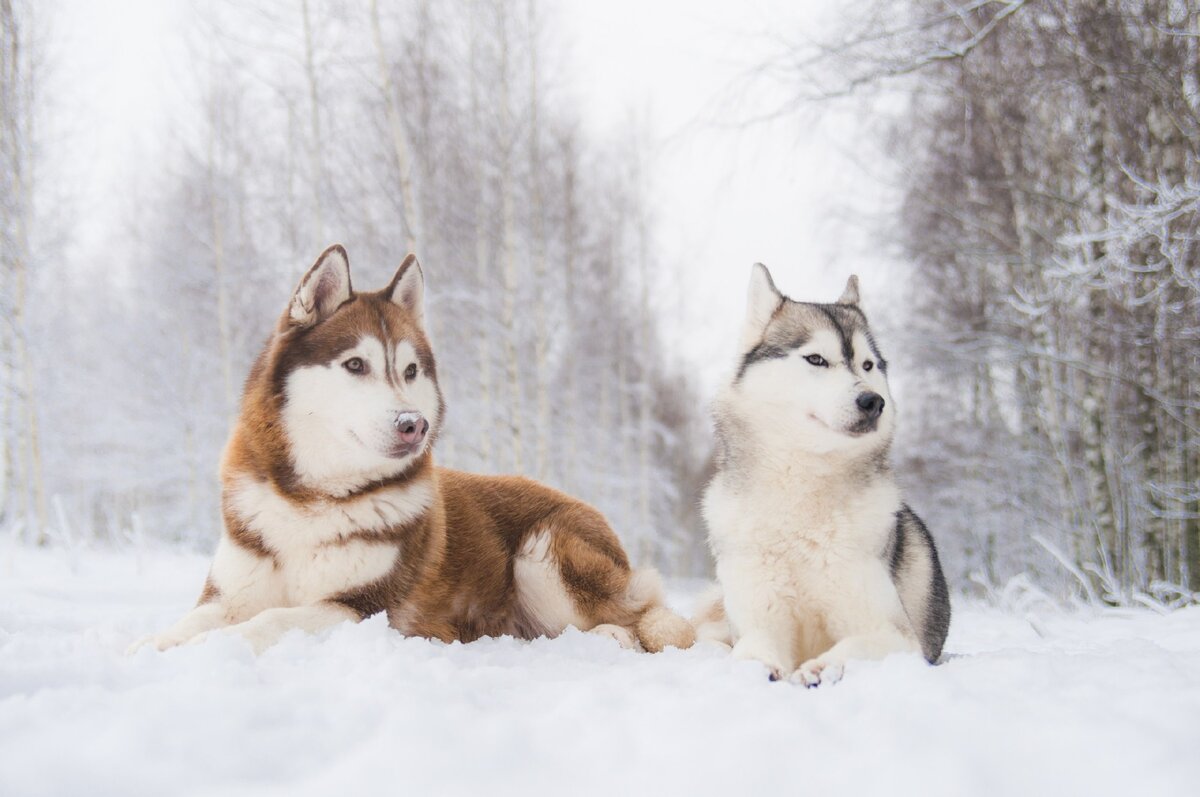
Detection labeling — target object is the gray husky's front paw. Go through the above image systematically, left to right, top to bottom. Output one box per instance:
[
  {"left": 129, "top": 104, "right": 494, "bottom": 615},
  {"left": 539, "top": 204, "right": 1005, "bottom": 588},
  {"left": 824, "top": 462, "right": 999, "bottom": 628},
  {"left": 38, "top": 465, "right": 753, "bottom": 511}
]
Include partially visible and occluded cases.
[
  {"left": 732, "top": 633, "right": 789, "bottom": 681},
  {"left": 790, "top": 657, "right": 844, "bottom": 687}
]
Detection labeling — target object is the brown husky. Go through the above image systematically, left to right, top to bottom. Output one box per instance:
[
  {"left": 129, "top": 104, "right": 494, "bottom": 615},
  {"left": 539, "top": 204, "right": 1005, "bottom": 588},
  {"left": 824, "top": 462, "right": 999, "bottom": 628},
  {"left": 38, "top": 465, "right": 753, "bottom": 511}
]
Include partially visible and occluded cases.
[{"left": 134, "top": 245, "right": 694, "bottom": 654}]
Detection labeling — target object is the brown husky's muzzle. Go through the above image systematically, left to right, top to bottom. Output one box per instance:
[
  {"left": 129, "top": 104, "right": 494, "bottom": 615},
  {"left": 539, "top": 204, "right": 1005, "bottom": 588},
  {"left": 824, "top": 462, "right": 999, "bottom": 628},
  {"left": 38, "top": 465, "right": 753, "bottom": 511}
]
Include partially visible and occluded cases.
[{"left": 389, "top": 411, "right": 429, "bottom": 457}]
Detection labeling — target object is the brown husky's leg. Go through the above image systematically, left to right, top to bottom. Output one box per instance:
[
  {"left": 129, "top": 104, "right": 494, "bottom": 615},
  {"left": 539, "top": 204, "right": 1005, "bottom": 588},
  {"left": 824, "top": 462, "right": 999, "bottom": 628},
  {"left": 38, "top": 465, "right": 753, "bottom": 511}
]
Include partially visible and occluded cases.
[{"left": 535, "top": 504, "right": 695, "bottom": 653}]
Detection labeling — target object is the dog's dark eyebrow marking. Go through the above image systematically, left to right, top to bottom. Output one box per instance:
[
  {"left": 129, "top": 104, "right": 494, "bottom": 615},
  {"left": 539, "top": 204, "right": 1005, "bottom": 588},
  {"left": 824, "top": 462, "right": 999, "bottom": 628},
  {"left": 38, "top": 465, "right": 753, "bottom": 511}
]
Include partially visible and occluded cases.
[
  {"left": 815, "top": 304, "right": 856, "bottom": 365},
  {"left": 864, "top": 328, "right": 888, "bottom": 373},
  {"left": 785, "top": 333, "right": 812, "bottom": 351},
  {"left": 736, "top": 342, "right": 788, "bottom": 381}
]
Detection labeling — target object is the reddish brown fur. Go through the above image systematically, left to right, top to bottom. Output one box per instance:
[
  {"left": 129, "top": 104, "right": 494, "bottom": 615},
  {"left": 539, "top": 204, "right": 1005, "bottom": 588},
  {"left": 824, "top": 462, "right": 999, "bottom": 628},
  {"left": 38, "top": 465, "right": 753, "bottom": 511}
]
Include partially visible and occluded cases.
[
  {"left": 211, "top": 246, "right": 694, "bottom": 652},
  {"left": 222, "top": 250, "right": 443, "bottom": 503},
  {"left": 379, "top": 469, "right": 648, "bottom": 643},
  {"left": 197, "top": 577, "right": 220, "bottom": 606}
]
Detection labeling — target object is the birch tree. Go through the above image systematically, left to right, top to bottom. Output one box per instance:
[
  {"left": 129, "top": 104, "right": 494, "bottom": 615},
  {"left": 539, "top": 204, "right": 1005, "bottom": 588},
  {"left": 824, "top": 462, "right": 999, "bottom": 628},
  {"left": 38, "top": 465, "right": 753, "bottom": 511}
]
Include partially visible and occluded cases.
[
  {"left": 0, "top": 0, "right": 47, "bottom": 542},
  {"left": 19, "top": 0, "right": 713, "bottom": 574},
  {"left": 369, "top": 0, "right": 421, "bottom": 253},
  {"left": 747, "top": 0, "right": 1200, "bottom": 599}
]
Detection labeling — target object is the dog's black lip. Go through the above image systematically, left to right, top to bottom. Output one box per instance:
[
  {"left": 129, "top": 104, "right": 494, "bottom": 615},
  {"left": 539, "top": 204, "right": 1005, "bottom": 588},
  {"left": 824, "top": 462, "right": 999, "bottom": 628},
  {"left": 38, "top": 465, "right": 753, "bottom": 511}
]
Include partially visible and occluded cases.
[
  {"left": 808, "top": 412, "right": 878, "bottom": 438},
  {"left": 845, "top": 419, "right": 879, "bottom": 437}
]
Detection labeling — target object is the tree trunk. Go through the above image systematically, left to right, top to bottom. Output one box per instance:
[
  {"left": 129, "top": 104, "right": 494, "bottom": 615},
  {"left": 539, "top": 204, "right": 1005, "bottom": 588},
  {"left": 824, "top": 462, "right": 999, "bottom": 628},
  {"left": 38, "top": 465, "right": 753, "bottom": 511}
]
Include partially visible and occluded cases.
[
  {"left": 0, "top": 0, "right": 18, "bottom": 528},
  {"left": 1, "top": 0, "right": 46, "bottom": 543},
  {"left": 299, "top": 0, "right": 327, "bottom": 242},
  {"left": 369, "top": 0, "right": 421, "bottom": 256},
  {"left": 528, "top": 0, "right": 550, "bottom": 481},
  {"left": 1076, "top": 0, "right": 1121, "bottom": 593},
  {"left": 497, "top": 3, "right": 523, "bottom": 473},
  {"left": 468, "top": 13, "right": 493, "bottom": 471},
  {"left": 206, "top": 69, "right": 234, "bottom": 415},
  {"left": 560, "top": 133, "right": 578, "bottom": 491},
  {"left": 633, "top": 144, "right": 653, "bottom": 564}
]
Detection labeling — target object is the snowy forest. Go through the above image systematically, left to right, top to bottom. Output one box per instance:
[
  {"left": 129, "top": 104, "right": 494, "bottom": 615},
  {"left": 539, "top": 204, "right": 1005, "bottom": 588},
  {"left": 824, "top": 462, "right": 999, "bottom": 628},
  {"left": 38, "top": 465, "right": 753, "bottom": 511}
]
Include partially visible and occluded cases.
[
  {"left": 0, "top": 0, "right": 710, "bottom": 574},
  {"left": 3, "top": 0, "right": 1199, "bottom": 604},
  {"left": 750, "top": 0, "right": 1200, "bottom": 604},
  {"left": 892, "top": 0, "right": 1200, "bottom": 605}
]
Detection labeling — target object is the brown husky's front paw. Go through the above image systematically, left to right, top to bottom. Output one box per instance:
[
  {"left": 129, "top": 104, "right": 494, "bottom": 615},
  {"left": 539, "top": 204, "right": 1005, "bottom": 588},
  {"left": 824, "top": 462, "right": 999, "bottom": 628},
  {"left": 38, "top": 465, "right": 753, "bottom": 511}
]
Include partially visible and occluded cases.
[
  {"left": 589, "top": 623, "right": 641, "bottom": 651},
  {"left": 125, "top": 631, "right": 188, "bottom": 655}
]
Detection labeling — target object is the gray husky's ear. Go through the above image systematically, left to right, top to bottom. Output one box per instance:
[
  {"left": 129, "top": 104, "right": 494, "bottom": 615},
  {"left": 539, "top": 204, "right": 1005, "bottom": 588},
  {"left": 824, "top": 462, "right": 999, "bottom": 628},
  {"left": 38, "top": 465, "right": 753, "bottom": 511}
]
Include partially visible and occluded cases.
[
  {"left": 289, "top": 244, "right": 353, "bottom": 327},
  {"left": 388, "top": 253, "right": 425, "bottom": 326},
  {"left": 741, "top": 262, "right": 783, "bottom": 350},
  {"left": 838, "top": 275, "right": 860, "bottom": 306}
]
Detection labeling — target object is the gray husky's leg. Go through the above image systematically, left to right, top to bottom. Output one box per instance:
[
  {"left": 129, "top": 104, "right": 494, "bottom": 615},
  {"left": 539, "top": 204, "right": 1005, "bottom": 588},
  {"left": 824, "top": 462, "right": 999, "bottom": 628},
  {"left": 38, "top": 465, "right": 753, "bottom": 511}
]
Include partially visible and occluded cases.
[
  {"left": 720, "top": 560, "right": 796, "bottom": 679},
  {"left": 791, "top": 561, "right": 920, "bottom": 686},
  {"left": 791, "top": 626, "right": 918, "bottom": 686}
]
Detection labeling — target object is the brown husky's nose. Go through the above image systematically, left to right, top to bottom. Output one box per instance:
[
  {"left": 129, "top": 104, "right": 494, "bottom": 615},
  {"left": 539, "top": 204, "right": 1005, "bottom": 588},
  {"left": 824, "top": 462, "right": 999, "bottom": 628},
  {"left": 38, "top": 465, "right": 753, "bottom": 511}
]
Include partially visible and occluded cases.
[{"left": 394, "top": 412, "right": 429, "bottom": 445}]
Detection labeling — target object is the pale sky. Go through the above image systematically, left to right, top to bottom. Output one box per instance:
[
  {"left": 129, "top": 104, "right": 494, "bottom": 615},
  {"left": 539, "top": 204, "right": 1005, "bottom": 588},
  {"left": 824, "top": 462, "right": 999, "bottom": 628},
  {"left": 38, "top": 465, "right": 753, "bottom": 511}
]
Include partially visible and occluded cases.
[
  {"left": 51, "top": 0, "right": 899, "bottom": 396},
  {"left": 559, "top": 1, "right": 903, "bottom": 390}
]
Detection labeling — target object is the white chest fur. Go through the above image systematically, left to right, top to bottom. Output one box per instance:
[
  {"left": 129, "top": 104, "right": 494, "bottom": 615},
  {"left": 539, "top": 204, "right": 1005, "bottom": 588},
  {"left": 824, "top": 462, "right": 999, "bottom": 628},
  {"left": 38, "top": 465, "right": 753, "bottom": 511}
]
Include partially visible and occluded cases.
[
  {"left": 705, "top": 464, "right": 902, "bottom": 641},
  {"left": 707, "top": 466, "right": 898, "bottom": 557},
  {"left": 211, "top": 476, "right": 433, "bottom": 617}
]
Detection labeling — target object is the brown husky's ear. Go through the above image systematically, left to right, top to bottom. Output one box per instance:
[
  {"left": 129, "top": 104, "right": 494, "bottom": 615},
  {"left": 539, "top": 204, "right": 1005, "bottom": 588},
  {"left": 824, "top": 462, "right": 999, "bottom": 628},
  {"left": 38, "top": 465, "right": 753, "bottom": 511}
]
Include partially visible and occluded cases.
[
  {"left": 289, "top": 245, "right": 353, "bottom": 327},
  {"left": 388, "top": 253, "right": 425, "bottom": 326},
  {"left": 741, "top": 262, "right": 783, "bottom": 351},
  {"left": 838, "top": 275, "right": 860, "bottom": 306}
]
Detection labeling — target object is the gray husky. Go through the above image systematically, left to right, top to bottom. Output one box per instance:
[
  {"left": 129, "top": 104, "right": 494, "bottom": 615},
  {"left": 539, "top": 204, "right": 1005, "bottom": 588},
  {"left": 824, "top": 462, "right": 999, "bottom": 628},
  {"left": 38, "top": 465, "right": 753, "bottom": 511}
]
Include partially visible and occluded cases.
[{"left": 697, "top": 264, "right": 950, "bottom": 685}]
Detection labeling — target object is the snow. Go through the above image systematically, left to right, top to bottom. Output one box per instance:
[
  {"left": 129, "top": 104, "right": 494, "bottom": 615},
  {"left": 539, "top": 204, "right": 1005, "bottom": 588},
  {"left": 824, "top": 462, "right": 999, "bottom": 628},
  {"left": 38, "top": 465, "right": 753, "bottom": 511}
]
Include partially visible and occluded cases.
[{"left": 3, "top": 543, "right": 1199, "bottom": 797}]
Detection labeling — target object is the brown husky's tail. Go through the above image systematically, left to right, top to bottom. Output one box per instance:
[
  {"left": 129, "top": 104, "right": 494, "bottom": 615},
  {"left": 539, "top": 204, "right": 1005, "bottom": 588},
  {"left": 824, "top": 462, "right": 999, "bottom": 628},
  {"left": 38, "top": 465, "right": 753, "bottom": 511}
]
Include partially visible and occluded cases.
[{"left": 624, "top": 568, "right": 696, "bottom": 653}]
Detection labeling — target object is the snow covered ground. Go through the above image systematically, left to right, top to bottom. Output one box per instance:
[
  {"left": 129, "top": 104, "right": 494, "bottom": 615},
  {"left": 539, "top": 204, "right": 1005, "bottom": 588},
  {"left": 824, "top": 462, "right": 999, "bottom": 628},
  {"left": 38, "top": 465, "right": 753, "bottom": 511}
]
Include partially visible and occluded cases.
[{"left": 2, "top": 542, "right": 1199, "bottom": 797}]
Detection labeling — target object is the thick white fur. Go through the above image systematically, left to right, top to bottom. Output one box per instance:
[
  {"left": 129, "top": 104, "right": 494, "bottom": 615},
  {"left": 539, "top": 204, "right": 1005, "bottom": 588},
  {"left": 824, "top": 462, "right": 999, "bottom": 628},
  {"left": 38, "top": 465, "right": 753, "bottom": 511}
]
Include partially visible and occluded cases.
[
  {"left": 133, "top": 253, "right": 440, "bottom": 655},
  {"left": 704, "top": 269, "right": 918, "bottom": 684},
  {"left": 739, "top": 326, "right": 895, "bottom": 455},
  {"left": 283, "top": 337, "right": 442, "bottom": 495},
  {"left": 706, "top": 471, "right": 918, "bottom": 682},
  {"left": 228, "top": 475, "right": 432, "bottom": 553},
  {"left": 131, "top": 476, "right": 428, "bottom": 653},
  {"left": 223, "top": 476, "right": 418, "bottom": 604},
  {"left": 513, "top": 529, "right": 590, "bottom": 635},
  {"left": 511, "top": 530, "right": 661, "bottom": 651},
  {"left": 626, "top": 567, "right": 666, "bottom": 608},
  {"left": 691, "top": 583, "right": 733, "bottom": 647},
  {"left": 202, "top": 604, "right": 360, "bottom": 654},
  {"left": 589, "top": 624, "right": 639, "bottom": 649}
]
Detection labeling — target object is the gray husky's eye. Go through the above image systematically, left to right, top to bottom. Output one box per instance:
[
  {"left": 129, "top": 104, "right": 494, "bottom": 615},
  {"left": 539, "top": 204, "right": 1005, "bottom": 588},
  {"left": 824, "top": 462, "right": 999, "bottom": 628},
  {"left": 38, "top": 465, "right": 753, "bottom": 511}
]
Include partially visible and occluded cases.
[
  {"left": 804, "top": 354, "right": 828, "bottom": 367},
  {"left": 343, "top": 357, "right": 367, "bottom": 375},
  {"left": 863, "top": 360, "right": 874, "bottom": 372},
  {"left": 404, "top": 363, "right": 418, "bottom": 382}
]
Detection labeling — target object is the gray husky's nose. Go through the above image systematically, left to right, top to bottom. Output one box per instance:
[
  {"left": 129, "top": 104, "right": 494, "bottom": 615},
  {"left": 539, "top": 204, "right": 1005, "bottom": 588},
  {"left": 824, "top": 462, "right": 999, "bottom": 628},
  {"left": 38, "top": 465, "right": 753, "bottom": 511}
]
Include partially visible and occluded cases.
[
  {"left": 856, "top": 392, "right": 885, "bottom": 420},
  {"left": 394, "top": 412, "right": 429, "bottom": 445}
]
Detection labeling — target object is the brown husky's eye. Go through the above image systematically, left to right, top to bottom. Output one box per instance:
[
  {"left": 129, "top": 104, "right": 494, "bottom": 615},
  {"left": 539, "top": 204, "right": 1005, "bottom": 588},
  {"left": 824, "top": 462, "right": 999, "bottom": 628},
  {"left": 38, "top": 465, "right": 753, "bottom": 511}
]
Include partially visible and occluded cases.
[
  {"left": 804, "top": 354, "right": 828, "bottom": 367},
  {"left": 343, "top": 357, "right": 367, "bottom": 375},
  {"left": 863, "top": 360, "right": 874, "bottom": 372},
  {"left": 404, "top": 363, "right": 418, "bottom": 382}
]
